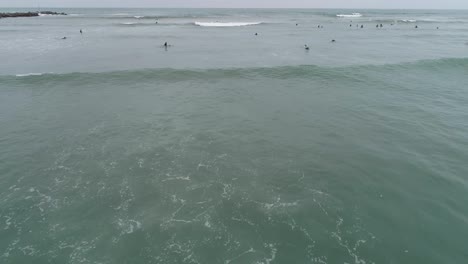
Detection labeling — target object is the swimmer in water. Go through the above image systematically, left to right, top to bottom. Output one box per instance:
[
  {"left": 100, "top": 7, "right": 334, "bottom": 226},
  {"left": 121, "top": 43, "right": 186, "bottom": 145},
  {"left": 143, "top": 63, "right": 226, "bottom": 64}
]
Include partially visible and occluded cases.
[
  {"left": 361, "top": 25, "right": 364, "bottom": 28},
  {"left": 255, "top": 33, "right": 258, "bottom": 36},
  {"left": 331, "top": 39, "right": 336, "bottom": 43},
  {"left": 304, "top": 45, "right": 310, "bottom": 50}
]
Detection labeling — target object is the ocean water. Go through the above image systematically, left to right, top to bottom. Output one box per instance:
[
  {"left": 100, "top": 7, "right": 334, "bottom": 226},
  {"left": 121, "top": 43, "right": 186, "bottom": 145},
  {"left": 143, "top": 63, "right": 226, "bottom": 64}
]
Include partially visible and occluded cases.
[{"left": 0, "top": 8, "right": 468, "bottom": 264}]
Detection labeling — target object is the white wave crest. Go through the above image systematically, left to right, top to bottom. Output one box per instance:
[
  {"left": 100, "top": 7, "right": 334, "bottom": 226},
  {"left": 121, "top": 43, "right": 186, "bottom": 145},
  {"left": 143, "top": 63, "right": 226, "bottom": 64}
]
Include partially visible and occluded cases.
[
  {"left": 336, "top": 13, "right": 363, "bottom": 18},
  {"left": 134, "top": 16, "right": 144, "bottom": 19},
  {"left": 401, "top": 19, "right": 417, "bottom": 23},
  {"left": 194, "top": 21, "right": 262, "bottom": 27},
  {"left": 16, "top": 73, "right": 45, "bottom": 77}
]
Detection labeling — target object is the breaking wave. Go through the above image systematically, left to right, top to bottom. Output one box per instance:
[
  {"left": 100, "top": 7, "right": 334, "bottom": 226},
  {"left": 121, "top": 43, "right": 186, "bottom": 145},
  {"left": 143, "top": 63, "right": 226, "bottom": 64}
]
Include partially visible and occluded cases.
[
  {"left": 336, "top": 13, "right": 363, "bottom": 18},
  {"left": 194, "top": 21, "right": 263, "bottom": 27}
]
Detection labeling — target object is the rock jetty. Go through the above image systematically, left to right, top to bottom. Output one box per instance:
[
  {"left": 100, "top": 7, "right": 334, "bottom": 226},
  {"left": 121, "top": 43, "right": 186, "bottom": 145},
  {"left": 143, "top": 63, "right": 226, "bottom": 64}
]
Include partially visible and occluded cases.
[{"left": 0, "top": 11, "right": 67, "bottom": 19}]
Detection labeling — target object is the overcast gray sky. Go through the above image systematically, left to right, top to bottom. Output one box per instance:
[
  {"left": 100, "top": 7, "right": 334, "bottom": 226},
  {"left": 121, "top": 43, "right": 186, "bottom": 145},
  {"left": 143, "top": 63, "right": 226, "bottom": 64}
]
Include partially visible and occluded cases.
[{"left": 1, "top": 0, "right": 468, "bottom": 9}]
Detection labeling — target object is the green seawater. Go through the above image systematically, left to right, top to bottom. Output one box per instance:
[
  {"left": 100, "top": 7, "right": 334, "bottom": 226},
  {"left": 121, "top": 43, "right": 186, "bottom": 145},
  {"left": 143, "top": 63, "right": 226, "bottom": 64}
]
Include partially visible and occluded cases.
[{"left": 1, "top": 8, "right": 468, "bottom": 264}]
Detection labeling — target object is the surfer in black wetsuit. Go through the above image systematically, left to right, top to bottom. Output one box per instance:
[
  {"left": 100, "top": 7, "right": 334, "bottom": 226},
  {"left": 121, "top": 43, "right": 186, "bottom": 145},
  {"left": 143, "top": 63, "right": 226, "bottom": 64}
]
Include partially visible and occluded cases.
[
  {"left": 80, "top": 29, "right": 82, "bottom": 34},
  {"left": 164, "top": 42, "right": 168, "bottom": 47},
  {"left": 304, "top": 45, "right": 310, "bottom": 50}
]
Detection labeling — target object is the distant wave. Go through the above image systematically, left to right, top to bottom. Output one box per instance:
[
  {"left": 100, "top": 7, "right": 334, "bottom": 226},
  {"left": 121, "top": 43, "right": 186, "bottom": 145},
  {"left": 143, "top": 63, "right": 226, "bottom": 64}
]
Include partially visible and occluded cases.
[
  {"left": 336, "top": 13, "right": 362, "bottom": 18},
  {"left": 105, "top": 15, "right": 201, "bottom": 20},
  {"left": 371, "top": 18, "right": 468, "bottom": 24},
  {"left": 416, "top": 18, "right": 468, "bottom": 23},
  {"left": 400, "top": 19, "right": 417, "bottom": 23},
  {"left": 116, "top": 22, "right": 157, "bottom": 26},
  {"left": 194, "top": 22, "right": 263, "bottom": 27},
  {"left": 5, "top": 58, "right": 468, "bottom": 81}
]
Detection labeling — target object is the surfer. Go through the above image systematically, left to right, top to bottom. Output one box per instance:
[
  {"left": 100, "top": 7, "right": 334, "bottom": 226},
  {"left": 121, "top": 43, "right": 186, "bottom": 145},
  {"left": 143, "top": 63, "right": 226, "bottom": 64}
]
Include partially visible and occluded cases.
[
  {"left": 361, "top": 25, "right": 364, "bottom": 28},
  {"left": 415, "top": 25, "right": 418, "bottom": 29},
  {"left": 80, "top": 29, "right": 82, "bottom": 34},
  {"left": 255, "top": 33, "right": 258, "bottom": 36},
  {"left": 62, "top": 37, "right": 67, "bottom": 40},
  {"left": 331, "top": 39, "right": 336, "bottom": 43},
  {"left": 164, "top": 42, "right": 168, "bottom": 47},
  {"left": 304, "top": 45, "right": 310, "bottom": 50}
]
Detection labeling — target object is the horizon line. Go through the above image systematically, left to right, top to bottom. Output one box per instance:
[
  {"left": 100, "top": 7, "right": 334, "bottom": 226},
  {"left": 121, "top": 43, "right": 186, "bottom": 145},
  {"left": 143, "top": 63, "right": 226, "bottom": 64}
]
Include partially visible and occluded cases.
[{"left": 1, "top": 6, "right": 468, "bottom": 10}]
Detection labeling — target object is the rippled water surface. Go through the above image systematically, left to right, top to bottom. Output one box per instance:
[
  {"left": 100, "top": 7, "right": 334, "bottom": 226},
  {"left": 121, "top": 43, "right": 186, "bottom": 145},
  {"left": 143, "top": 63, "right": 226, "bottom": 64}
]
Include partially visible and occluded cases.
[{"left": 1, "top": 8, "right": 468, "bottom": 264}]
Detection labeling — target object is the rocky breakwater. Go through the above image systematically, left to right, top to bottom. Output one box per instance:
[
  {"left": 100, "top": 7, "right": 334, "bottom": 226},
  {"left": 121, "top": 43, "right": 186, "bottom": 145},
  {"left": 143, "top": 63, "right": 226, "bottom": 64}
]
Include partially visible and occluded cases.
[{"left": 0, "top": 11, "right": 67, "bottom": 19}]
